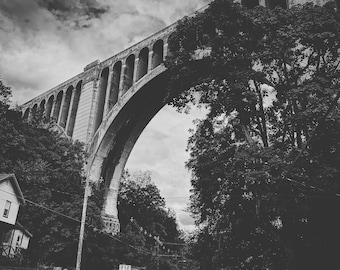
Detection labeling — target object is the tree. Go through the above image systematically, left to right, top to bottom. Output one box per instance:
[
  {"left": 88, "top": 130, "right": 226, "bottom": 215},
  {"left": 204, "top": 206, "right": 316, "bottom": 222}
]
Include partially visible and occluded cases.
[
  {"left": 165, "top": 1, "right": 340, "bottom": 269},
  {"left": 0, "top": 80, "right": 106, "bottom": 268},
  {"left": 0, "top": 80, "right": 182, "bottom": 269},
  {"left": 117, "top": 170, "right": 182, "bottom": 270}
]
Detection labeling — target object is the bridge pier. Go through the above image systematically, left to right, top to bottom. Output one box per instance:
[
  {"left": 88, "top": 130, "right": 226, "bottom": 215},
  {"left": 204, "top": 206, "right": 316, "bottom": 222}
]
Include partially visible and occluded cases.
[
  {"left": 102, "top": 187, "right": 120, "bottom": 234},
  {"left": 102, "top": 215, "right": 120, "bottom": 235}
]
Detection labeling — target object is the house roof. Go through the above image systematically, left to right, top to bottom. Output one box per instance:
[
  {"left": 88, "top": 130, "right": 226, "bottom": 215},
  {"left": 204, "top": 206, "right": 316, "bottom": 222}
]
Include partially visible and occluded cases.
[
  {"left": 0, "top": 173, "right": 25, "bottom": 205},
  {"left": 15, "top": 222, "right": 33, "bottom": 238}
]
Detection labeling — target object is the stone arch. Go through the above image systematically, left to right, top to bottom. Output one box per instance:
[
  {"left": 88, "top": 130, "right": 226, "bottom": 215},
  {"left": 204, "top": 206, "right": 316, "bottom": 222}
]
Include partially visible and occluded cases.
[
  {"left": 152, "top": 40, "right": 164, "bottom": 69},
  {"left": 137, "top": 47, "right": 149, "bottom": 81},
  {"left": 122, "top": 54, "right": 135, "bottom": 94},
  {"left": 108, "top": 61, "right": 122, "bottom": 111},
  {"left": 86, "top": 65, "right": 167, "bottom": 232},
  {"left": 66, "top": 81, "right": 82, "bottom": 136},
  {"left": 59, "top": 86, "right": 73, "bottom": 128},
  {"left": 52, "top": 91, "right": 63, "bottom": 121},
  {"left": 46, "top": 95, "right": 54, "bottom": 120},
  {"left": 39, "top": 99, "right": 46, "bottom": 116},
  {"left": 31, "top": 104, "right": 38, "bottom": 120},
  {"left": 23, "top": 108, "right": 30, "bottom": 120}
]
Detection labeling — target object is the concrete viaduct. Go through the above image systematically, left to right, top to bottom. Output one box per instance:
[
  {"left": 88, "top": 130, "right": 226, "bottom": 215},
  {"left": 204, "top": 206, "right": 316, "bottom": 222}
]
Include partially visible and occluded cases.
[{"left": 20, "top": 0, "right": 335, "bottom": 234}]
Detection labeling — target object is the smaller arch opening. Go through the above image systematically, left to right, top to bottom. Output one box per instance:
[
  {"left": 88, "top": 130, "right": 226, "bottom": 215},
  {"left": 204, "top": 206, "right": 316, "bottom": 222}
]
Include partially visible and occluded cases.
[
  {"left": 152, "top": 40, "right": 164, "bottom": 69},
  {"left": 137, "top": 47, "right": 149, "bottom": 81},
  {"left": 122, "top": 54, "right": 135, "bottom": 94},
  {"left": 108, "top": 61, "right": 122, "bottom": 111},
  {"left": 94, "top": 67, "right": 109, "bottom": 133},
  {"left": 67, "top": 81, "right": 82, "bottom": 136},
  {"left": 59, "top": 86, "right": 73, "bottom": 128},
  {"left": 52, "top": 91, "right": 63, "bottom": 121},
  {"left": 46, "top": 96, "right": 54, "bottom": 120},
  {"left": 39, "top": 100, "right": 45, "bottom": 115},
  {"left": 31, "top": 104, "right": 38, "bottom": 120},
  {"left": 23, "top": 108, "right": 30, "bottom": 120}
]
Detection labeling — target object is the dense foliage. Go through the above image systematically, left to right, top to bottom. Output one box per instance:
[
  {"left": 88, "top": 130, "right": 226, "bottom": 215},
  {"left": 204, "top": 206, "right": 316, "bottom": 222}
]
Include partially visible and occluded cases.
[
  {"left": 165, "top": 1, "right": 340, "bottom": 269},
  {"left": 0, "top": 81, "right": 106, "bottom": 268},
  {"left": 0, "top": 82, "right": 182, "bottom": 269},
  {"left": 117, "top": 170, "right": 182, "bottom": 270}
]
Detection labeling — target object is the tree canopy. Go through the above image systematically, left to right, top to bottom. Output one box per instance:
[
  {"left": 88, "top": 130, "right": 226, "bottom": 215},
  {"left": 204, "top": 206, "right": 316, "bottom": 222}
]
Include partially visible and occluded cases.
[
  {"left": 165, "top": 1, "right": 340, "bottom": 269},
  {"left": 0, "top": 80, "right": 107, "bottom": 268},
  {"left": 0, "top": 82, "right": 182, "bottom": 269},
  {"left": 117, "top": 170, "right": 182, "bottom": 270}
]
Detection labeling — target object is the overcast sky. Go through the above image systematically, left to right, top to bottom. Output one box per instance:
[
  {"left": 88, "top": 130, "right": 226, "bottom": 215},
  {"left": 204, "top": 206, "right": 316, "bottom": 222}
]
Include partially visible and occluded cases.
[{"left": 0, "top": 0, "right": 210, "bottom": 230}]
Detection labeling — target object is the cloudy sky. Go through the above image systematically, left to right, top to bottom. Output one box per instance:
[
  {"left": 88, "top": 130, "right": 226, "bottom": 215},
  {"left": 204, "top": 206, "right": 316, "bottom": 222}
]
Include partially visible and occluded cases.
[{"left": 0, "top": 0, "right": 210, "bottom": 230}]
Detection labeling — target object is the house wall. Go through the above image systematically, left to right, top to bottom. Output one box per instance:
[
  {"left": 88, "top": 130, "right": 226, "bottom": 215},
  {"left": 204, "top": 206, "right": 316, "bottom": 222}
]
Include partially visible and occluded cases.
[
  {"left": 0, "top": 180, "right": 20, "bottom": 226},
  {"left": 20, "top": 233, "right": 30, "bottom": 249}
]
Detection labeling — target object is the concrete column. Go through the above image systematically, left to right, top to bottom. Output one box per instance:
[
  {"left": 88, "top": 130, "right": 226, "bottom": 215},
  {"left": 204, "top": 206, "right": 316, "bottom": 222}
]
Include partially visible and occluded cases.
[
  {"left": 163, "top": 41, "right": 168, "bottom": 59},
  {"left": 148, "top": 50, "right": 153, "bottom": 72},
  {"left": 133, "top": 57, "right": 139, "bottom": 83},
  {"left": 118, "top": 63, "right": 126, "bottom": 98},
  {"left": 103, "top": 67, "right": 113, "bottom": 117},
  {"left": 65, "top": 88, "right": 76, "bottom": 134},
  {"left": 28, "top": 106, "right": 33, "bottom": 122},
  {"left": 101, "top": 162, "right": 123, "bottom": 235},
  {"left": 102, "top": 188, "right": 119, "bottom": 218}
]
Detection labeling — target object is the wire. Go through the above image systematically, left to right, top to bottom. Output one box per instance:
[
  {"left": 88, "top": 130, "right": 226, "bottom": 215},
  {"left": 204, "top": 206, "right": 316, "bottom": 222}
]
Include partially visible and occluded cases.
[
  {"left": 285, "top": 177, "right": 340, "bottom": 197},
  {"left": 26, "top": 181, "right": 80, "bottom": 197},
  {"left": 0, "top": 187, "right": 152, "bottom": 254}
]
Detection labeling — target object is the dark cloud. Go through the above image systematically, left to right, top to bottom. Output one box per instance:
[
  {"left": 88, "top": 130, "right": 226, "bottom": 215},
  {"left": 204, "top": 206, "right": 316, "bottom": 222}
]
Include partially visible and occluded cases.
[{"left": 37, "top": 0, "right": 110, "bottom": 28}]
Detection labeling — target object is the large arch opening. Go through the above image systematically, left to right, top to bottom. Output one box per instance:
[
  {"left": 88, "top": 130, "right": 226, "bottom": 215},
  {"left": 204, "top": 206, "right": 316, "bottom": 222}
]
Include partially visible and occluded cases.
[
  {"left": 87, "top": 66, "right": 206, "bottom": 232},
  {"left": 94, "top": 67, "right": 109, "bottom": 133},
  {"left": 125, "top": 104, "right": 206, "bottom": 230}
]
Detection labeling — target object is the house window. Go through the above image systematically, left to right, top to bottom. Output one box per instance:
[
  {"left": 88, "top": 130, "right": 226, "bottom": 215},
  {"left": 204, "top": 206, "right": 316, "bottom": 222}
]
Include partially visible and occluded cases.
[
  {"left": 3, "top": 200, "right": 11, "bottom": 218},
  {"left": 16, "top": 235, "right": 22, "bottom": 247}
]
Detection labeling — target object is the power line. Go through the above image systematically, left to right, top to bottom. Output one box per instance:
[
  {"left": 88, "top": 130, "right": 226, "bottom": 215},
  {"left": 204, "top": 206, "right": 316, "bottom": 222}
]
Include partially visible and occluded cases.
[{"left": 0, "top": 187, "right": 152, "bottom": 254}]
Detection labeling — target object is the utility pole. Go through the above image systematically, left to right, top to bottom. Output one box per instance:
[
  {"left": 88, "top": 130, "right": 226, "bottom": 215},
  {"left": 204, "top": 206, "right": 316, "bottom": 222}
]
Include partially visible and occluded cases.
[{"left": 76, "top": 174, "right": 91, "bottom": 270}]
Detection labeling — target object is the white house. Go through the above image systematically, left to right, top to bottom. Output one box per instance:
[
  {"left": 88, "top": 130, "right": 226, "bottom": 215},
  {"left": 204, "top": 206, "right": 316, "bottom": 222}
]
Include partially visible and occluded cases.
[
  {"left": 0, "top": 174, "right": 25, "bottom": 227},
  {"left": 0, "top": 174, "right": 32, "bottom": 261},
  {"left": 1, "top": 222, "right": 32, "bottom": 259}
]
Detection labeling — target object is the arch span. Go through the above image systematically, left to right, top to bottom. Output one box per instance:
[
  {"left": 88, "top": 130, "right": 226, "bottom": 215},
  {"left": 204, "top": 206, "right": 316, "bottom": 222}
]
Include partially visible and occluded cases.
[{"left": 86, "top": 65, "right": 168, "bottom": 233}]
